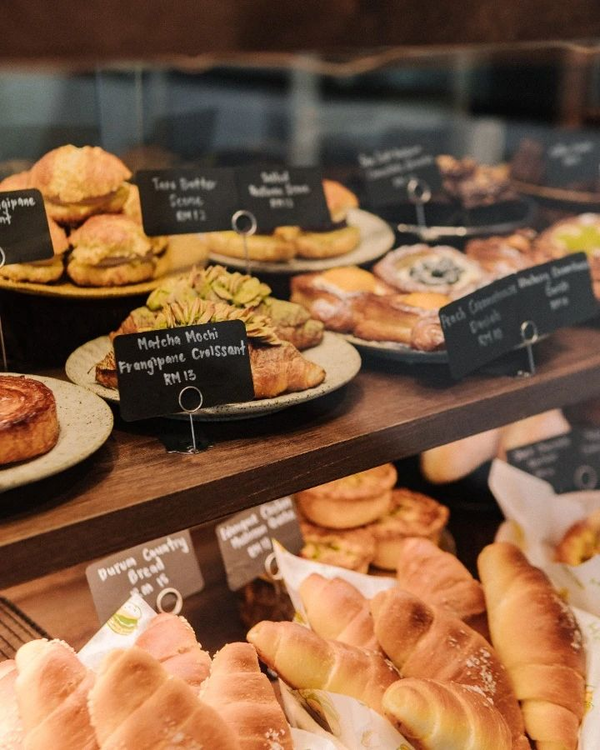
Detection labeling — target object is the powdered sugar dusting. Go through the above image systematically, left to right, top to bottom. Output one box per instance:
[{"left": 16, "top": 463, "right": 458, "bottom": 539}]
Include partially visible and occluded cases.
[{"left": 464, "top": 648, "right": 498, "bottom": 697}]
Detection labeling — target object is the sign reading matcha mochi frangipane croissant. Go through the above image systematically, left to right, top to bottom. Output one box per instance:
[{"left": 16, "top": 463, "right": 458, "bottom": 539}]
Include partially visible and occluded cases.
[
  {"left": 0, "top": 189, "right": 54, "bottom": 264},
  {"left": 114, "top": 321, "right": 254, "bottom": 421}
]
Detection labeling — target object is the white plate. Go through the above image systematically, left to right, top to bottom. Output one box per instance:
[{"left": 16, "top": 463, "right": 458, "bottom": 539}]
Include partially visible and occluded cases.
[
  {"left": 207, "top": 208, "right": 395, "bottom": 275},
  {"left": 65, "top": 332, "right": 362, "bottom": 421},
  {"left": 344, "top": 334, "right": 448, "bottom": 364},
  {"left": 0, "top": 374, "right": 114, "bottom": 493}
]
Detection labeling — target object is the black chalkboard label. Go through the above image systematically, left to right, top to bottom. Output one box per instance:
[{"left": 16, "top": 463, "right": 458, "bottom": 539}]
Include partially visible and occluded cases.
[
  {"left": 543, "top": 133, "right": 600, "bottom": 187},
  {"left": 358, "top": 144, "right": 443, "bottom": 208},
  {"left": 235, "top": 166, "right": 330, "bottom": 232},
  {"left": 137, "top": 168, "right": 238, "bottom": 236},
  {"left": 0, "top": 189, "right": 53, "bottom": 265},
  {"left": 440, "top": 276, "right": 521, "bottom": 379},
  {"left": 114, "top": 321, "right": 254, "bottom": 421},
  {"left": 216, "top": 497, "right": 303, "bottom": 591},
  {"left": 86, "top": 530, "right": 204, "bottom": 623}
]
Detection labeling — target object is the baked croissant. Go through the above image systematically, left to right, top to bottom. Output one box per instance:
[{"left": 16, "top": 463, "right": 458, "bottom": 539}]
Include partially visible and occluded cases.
[
  {"left": 478, "top": 543, "right": 586, "bottom": 750},
  {"left": 298, "top": 573, "right": 379, "bottom": 651},
  {"left": 370, "top": 589, "right": 529, "bottom": 749},
  {"left": 134, "top": 612, "right": 211, "bottom": 691},
  {"left": 247, "top": 620, "right": 398, "bottom": 715},
  {"left": 15, "top": 639, "right": 97, "bottom": 750},
  {"left": 201, "top": 642, "right": 293, "bottom": 749},
  {"left": 88, "top": 646, "right": 241, "bottom": 749},
  {"left": 0, "top": 660, "right": 24, "bottom": 749},
  {"left": 383, "top": 678, "right": 513, "bottom": 750}
]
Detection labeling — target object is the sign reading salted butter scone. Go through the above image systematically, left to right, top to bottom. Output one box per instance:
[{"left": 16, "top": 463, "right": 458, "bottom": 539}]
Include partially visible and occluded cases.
[
  {"left": 235, "top": 166, "right": 330, "bottom": 232},
  {"left": 136, "top": 168, "right": 238, "bottom": 235},
  {"left": 0, "top": 189, "right": 54, "bottom": 264},
  {"left": 440, "top": 253, "right": 597, "bottom": 379},
  {"left": 113, "top": 321, "right": 254, "bottom": 421},
  {"left": 216, "top": 497, "right": 303, "bottom": 591},
  {"left": 86, "top": 530, "right": 204, "bottom": 623}
]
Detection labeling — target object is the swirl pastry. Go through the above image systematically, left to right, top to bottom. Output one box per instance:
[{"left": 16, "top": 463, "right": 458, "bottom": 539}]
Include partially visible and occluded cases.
[
  {"left": 373, "top": 245, "right": 486, "bottom": 298},
  {"left": 0, "top": 376, "right": 59, "bottom": 465}
]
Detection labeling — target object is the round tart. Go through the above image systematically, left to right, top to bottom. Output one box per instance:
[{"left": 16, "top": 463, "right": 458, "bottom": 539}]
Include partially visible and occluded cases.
[
  {"left": 0, "top": 376, "right": 59, "bottom": 465},
  {"left": 555, "top": 509, "right": 600, "bottom": 565},
  {"left": 299, "top": 518, "right": 376, "bottom": 573}
]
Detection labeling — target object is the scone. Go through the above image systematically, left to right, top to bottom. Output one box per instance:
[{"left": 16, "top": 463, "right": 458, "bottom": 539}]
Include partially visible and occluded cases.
[
  {"left": 29, "top": 144, "right": 131, "bottom": 226},
  {"left": 122, "top": 183, "right": 169, "bottom": 257},
  {"left": 67, "top": 214, "right": 155, "bottom": 287},
  {"left": 0, "top": 216, "right": 69, "bottom": 283},
  {"left": 206, "top": 226, "right": 300, "bottom": 262},
  {"left": 465, "top": 229, "right": 537, "bottom": 278},
  {"left": 374, "top": 245, "right": 486, "bottom": 298},
  {"left": 291, "top": 266, "right": 393, "bottom": 333},
  {"left": 295, "top": 463, "right": 397, "bottom": 529},
  {"left": 368, "top": 488, "right": 449, "bottom": 570},
  {"left": 555, "top": 509, "right": 600, "bottom": 564},
  {"left": 299, "top": 518, "right": 376, "bottom": 573}
]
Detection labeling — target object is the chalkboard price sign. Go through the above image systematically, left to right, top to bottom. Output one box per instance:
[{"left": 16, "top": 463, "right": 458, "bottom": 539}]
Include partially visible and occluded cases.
[{"left": 0, "top": 189, "right": 54, "bottom": 265}]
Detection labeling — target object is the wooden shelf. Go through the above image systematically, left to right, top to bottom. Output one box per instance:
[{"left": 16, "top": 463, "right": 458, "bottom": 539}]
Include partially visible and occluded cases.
[{"left": 1, "top": 324, "right": 600, "bottom": 588}]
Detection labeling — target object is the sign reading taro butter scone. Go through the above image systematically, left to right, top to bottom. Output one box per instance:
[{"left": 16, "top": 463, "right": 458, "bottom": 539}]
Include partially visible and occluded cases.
[
  {"left": 358, "top": 144, "right": 443, "bottom": 208},
  {"left": 235, "top": 167, "right": 330, "bottom": 233},
  {"left": 136, "top": 168, "right": 238, "bottom": 235},
  {"left": 0, "top": 189, "right": 54, "bottom": 264},
  {"left": 113, "top": 321, "right": 254, "bottom": 421},
  {"left": 216, "top": 497, "right": 303, "bottom": 591},
  {"left": 86, "top": 530, "right": 204, "bottom": 623}
]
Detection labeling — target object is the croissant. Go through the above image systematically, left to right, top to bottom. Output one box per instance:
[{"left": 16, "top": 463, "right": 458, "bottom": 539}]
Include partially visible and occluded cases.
[
  {"left": 249, "top": 342, "right": 325, "bottom": 399},
  {"left": 395, "top": 537, "right": 489, "bottom": 637},
  {"left": 478, "top": 543, "right": 586, "bottom": 750},
  {"left": 298, "top": 573, "right": 380, "bottom": 651},
  {"left": 370, "top": 589, "right": 529, "bottom": 749},
  {"left": 134, "top": 612, "right": 211, "bottom": 691},
  {"left": 247, "top": 620, "right": 398, "bottom": 715},
  {"left": 15, "top": 639, "right": 97, "bottom": 750},
  {"left": 201, "top": 642, "right": 293, "bottom": 749},
  {"left": 88, "top": 646, "right": 241, "bottom": 749},
  {"left": 0, "top": 660, "right": 24, "bottom": 749},
  {"left": 383, "top": 678, "right": 512, "bottom": 750}
]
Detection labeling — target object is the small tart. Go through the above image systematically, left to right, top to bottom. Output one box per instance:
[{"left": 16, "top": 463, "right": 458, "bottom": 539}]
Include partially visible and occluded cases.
[
  {"left": 0, "top": 376, "right": 59, "bottom": 465},
  {"left": 298, "top": 464, "right": 397, "bottom": 502},
  {"left": 555, "top": 510, "right": 600, "bottom": 565},
  {"left": 299, "top": 519, "right": 376, "bottom": 573}
]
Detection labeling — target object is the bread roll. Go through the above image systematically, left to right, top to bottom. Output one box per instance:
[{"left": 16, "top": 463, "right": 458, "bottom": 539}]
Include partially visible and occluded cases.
[
  {"left": 497, "top": 409, "right": 570, "bottom": 459},
  {"left": 420, "top": 427, "right": 501, "bottom": 484},
  {"left": 0, "top": 660, "right": 24, "bottom": 749}
]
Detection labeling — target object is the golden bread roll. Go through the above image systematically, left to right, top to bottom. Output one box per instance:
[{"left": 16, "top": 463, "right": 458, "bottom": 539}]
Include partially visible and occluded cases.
[
  {"left": 206, "top": 227, "right": 299, "bottom": 262},
  {"left": 0, "top": 376, "right": 59, "bottom": 465},
  {"left": 497, "top": 409, "right": 570, "bottom": 459},
  {"left": 420, "top": 427, "right": 502, "bottom": 484},
  {"left": 369, "top": 488, "right": 449, "bottom": 570},
  {"left": 555, "top": 509, "right": 600, "bottom": 564},
  {"left": 299, "top": 520, "right": 376, "bottom": 573},
  {"left": 478, "top": 543, "right": 586, "bottom": 750},
  {"left": 298, "top": 573, "right": 379, "bottom": 651},
  {"left": 370, "top": 588, "right": 529, "bottom": 749},
  {"left": 247, "top": 620, "right": 398, "bottom": 716},
  {"left": 201, "top": 642, "right": 293, "bottom": 750},
  {"left": 0, "top": 660, "right": 24, "bottom": 749},
  {"left": 383, "top": 678, "right": 513, "bottom": 750}
]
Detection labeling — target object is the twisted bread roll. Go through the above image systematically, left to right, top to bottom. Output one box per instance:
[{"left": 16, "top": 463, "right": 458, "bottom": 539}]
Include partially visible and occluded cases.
[
  {"left": 395, "top": 537, "right": 489, "bottom": 637},
  {"left": 478, "top": 543, "right": 586, "bottom": 750},
  {"left": 298, "top": 574, "right": 379, "bottom": 651},
  {"left": 370, "top": 589, "right": 529, "bottom": 749},
  {"left": 134, "top": 612, "right": 211, "bottom": 691},
  {"left": 247, "top": 620, "right": 398, "bottom": 715},
  {"left": 15, "top": 639, "right": 97, "bottom": 750},
  {"left": 201, "top": 642, "right": 293, "bottom": 749},
  {"left": 88, "top": 646, "right": 240, "bottom": 749},
  {"left": 0, "top": 660, "right": 24, "bottom": 749},
  {"left": 383, "top": 678, "right": 512, "bottom": 750}
]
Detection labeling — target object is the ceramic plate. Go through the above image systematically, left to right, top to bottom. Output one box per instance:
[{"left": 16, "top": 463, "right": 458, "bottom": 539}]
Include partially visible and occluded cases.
[
  {"left": 207, "top": 208, "right": 395, "bottom": 275},
  {"left": 66, "top": 332, "right": 361, "bottom": 421},
  {"left": 344, "top": 334, "right": 448, "bottom": 364},
  {"left": 0, "top": 374, "right": 113, "bottom": 492}
]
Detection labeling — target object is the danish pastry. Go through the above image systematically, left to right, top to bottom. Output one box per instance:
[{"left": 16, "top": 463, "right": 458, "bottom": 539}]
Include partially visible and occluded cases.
[{"left": 465, "top": 229, "right": 537, "bottom": 278}]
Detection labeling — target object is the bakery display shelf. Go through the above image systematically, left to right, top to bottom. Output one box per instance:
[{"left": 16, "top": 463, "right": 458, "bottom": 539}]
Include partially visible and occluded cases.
[
  {"left": 2, "top": 324, "right": 600, "bottom": 588},
  {"left": 0, "top": 597, "right": 51, "bottom": 659}
]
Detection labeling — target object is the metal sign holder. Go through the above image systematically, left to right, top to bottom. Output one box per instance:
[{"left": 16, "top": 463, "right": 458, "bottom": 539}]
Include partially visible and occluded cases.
[
  {"left": 407, "top": 177, "right": 432, "bottom": 232},
  {"left": 231, "top": 210, "right": 258, "bottom": 276},
  {"left": 516, "top": 320, "right": 539, "bottom": 378},
  {"left": 175, "top": 385, "right": 204, "bottom": 455},
  {"left": 156, "top": 587, "right": 184, "bottom": 615}
]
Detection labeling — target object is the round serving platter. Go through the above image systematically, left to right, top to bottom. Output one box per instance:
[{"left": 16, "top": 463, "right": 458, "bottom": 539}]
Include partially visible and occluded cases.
[
  {"left": 512, "top": 179, "right": 600, "bottom": 208},
  {"left": 207, "top": 208, "right": 395, "bottom": 275},
  {"left": 66, "top": 332, "right": 362, "bottom": 421},
  {"left": 344, "top": 334, "right": 448, "bottom": 364},
  {"left": 0, "top": 374, "right": 114, "bottom": 493}
]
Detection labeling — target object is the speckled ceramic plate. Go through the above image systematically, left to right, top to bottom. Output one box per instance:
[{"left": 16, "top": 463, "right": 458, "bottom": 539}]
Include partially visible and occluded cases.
[
  {"left": 207, "top": 208, "right": 395, "bottom": 275},
  {"left": 66, "top": 332, "right": 361, "bottom": 421},
  {"left": 344, "top": 334, "right": 449, "bottom": 364},
  {"left": 0, "top": 374, "right": 113, "bottom": 493}
]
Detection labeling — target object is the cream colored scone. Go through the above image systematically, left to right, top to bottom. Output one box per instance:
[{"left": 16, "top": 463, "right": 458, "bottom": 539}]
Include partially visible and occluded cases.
[
  {"left": 29, "top": 144, "right": 131, "bottom": 226},
  {"left": 67, "top": 214, "right": 155, "bottom": 287},
  {"left": 0, "top": 216, "right": 69, "bottom": 283},
  {"left": 294, "top": 225, "right": 361, "bottom": 259},
  {"left": 206, "top": 227, "right": 300, "bottom": 262},
  {"left": 420, "top": 427, "right": 502, "bottom": 484},
  {"left": 369, "top": 488, "right": 449, "bottom": 570},
  {"left": 299, "top": 518, "right": 376, "bottom": 573},
  {"left": 478, "top": 543, "right": 586, "bottom": 750},
  {"left": 247, "top": 620, "right": 398, "bottom": 716},
  {"left": 0, "top": 660, "right": 24, "bottom": 749},
  {"left": 383, "top": 678, "right": 513, "bottom": 750}
]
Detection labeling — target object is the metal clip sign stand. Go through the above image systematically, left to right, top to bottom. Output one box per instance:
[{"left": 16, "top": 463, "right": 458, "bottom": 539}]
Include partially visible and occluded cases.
[
  {"left": 407, "top": 177, "right": 432, "bottom": 232},
  {"left": 231, "top": 210, "right": 258, "bottom": 277},
  {"left": 0, "top": 248, "right": 7, "bottom": 371},
  {"left": 517, "top": 320, "right": 539, "bottom": 378},
  {"left": 176, "top": 385, "right": 204, "bottom": 455},
  {"left": 574, "top": 464, "right": 598, "bottom": 490},
  {"left": 156, "top": 587, "right": 183, "bottom": 615}
]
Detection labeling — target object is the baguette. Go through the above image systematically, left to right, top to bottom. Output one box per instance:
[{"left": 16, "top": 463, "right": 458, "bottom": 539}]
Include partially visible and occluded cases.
[
  {"left": 478, "top": 543, "right": 586, "bottom": 750},
  {"left": 298, "top": 573, "right": 379, "bottom": 651},
  {"left": 370, "top": 589, "right": 529, "bottom": 749},
  {"left": 247, "top": 620, "right": 398, "bottom": 715},
  {"left": 201, "top": 642, "right": 293, "bottom": 749},
  {"left": 0, "top": 660, "right": 24, "bottom": 749},
  {"left": 383, "top": 678, "right": 512, "bottom": 750}
]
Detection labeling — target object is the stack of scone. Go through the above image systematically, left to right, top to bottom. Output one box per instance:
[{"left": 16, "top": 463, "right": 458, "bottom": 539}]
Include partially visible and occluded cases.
[{"left": 296, "top": 463, "right": 450, "bottom": 572}]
